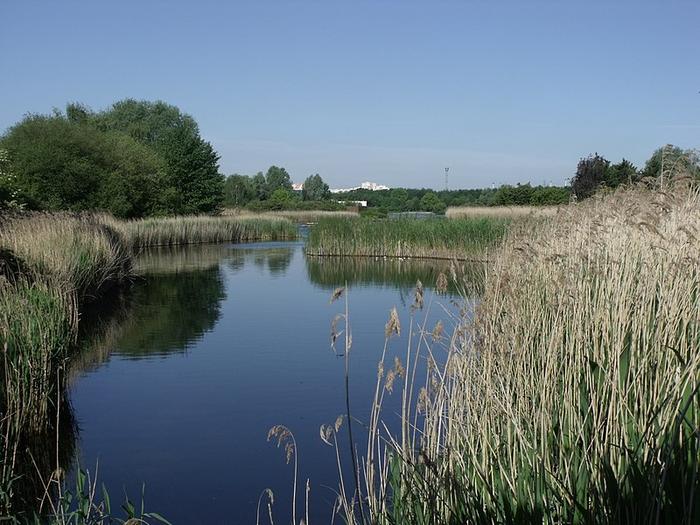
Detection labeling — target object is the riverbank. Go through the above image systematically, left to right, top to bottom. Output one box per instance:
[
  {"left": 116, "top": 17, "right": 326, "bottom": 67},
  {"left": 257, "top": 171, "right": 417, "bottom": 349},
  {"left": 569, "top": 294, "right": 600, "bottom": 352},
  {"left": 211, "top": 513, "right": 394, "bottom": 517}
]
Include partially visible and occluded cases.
[
  {"left": 349, "top": 185, "right": 700, "bottom": 523},
  {"left": 0, "top": 211, "right": 296, "bottom": 518},
  {"left": 305, "top": 216, "right": 511, "bottom": 260}
]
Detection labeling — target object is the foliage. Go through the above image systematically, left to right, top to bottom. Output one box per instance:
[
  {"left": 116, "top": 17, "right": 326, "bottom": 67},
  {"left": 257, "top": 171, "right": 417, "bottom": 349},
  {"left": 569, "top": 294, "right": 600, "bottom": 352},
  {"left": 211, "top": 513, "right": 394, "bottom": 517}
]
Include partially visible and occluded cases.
[
  {"left": 92, "top": 99, "right": 224, "bottom": 215},
  {"left": 0, "top": 100, "right": 226, "bottom": 217},
  {"left": 0, "top": 114, "right": 165, "bottom": 218},
  {"left": 642, "top": 145, "right": 700, "bottom": 181},
  {"left": 0, "top": 149, "right": 24, "bottom": 210},
  {"left": 571, "top": 153, "right": 610, "bottom": 200},
  {"left": 264, "top": 165, "right": 293, "bottom": 195},
  {"left": 302, "top": 173, "right": 330, "bottom": 201},
  {"left": 224, "top": 174, "right": 255, "bottom": 207},
  {"left": 346, "top": 186, "right": 700, "bottom": 524},
  {"left": 418, "top": 191, "right": 446, "bottom": 214},
  {"left": 306, "top": 216, "right": 510, "bottom": 260}
]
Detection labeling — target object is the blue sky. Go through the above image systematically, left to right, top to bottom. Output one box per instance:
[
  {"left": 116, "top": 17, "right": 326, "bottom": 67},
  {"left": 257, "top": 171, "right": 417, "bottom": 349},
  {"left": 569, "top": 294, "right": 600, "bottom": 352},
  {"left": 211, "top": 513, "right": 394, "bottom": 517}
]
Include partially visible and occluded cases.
[{"left": 1, "top": 1, "right": 698, "bottom": 189}]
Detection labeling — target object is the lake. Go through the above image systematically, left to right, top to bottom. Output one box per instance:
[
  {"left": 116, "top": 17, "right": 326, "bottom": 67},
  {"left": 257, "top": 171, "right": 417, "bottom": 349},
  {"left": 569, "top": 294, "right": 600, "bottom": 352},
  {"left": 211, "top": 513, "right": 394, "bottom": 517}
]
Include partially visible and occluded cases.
[{"left": 68, "top": 240, "right": 470, "bottom": 524}]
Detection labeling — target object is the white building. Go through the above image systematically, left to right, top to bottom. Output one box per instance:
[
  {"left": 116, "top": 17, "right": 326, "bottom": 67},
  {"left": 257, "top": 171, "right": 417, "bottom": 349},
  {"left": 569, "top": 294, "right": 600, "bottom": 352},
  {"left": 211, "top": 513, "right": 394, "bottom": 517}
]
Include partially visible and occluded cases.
[{"left": 330, "top": 181, "right": 390, "bottom": 193}]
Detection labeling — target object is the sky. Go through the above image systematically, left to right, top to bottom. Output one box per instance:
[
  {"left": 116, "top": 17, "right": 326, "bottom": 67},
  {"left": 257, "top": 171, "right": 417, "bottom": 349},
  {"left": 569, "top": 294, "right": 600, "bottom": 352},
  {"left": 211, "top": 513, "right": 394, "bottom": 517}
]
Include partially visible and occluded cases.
[{"left": 1, "top": 1, "right": 699, "bottom": 189}]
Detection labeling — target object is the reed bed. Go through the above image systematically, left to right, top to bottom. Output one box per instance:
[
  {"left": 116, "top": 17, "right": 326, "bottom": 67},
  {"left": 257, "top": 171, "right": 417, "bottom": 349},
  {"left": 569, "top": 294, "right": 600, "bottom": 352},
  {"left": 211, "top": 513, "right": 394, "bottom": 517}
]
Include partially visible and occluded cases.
[
  {"left": 345, "top": 185, "right": 700, "bottom": 524},
  {"left": 446, "top": 204, "right": 561, "bottom": 219},
  {"left": 225, "top": 208, "right": 358, "bottom": 223},
  {"left": 118, "top": 214, "right": 297, "bottom": 249},
  {"left": 306, "top": 216, "right": 510, "bottom": 260}
]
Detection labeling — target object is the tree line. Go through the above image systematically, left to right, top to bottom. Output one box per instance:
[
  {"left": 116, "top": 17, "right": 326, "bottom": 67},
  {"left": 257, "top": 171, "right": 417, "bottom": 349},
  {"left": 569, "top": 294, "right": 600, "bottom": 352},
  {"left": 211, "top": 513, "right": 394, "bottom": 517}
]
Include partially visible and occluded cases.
[
  {"left": 1, "top": 99, "right": 696, "bottom": 216},
  {"left": 0, "top": 100, "right": 224, "bottom": 217},
  {"left": 571, "top": 146, "right": 700, "bottom": 200}
]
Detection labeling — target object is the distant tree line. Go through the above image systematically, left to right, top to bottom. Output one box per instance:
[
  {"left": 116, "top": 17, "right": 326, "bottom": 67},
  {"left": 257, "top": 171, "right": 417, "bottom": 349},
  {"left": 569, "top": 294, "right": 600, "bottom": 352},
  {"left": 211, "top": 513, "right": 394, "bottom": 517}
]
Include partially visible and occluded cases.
[
  {"left": 0, "top": 99, "right": 224, "bottom": 217},
  {"left": 2, "top": 101, "right": 696, "bottom": 217},
  {"left": 571, "top": 146, "right": 700, "bottom": 200},
  {"left": 223, "top": 168, "right": 342, "bottom": 211},
  {"left": 331, "top": 184, "right": 571, "bottom": 215}
]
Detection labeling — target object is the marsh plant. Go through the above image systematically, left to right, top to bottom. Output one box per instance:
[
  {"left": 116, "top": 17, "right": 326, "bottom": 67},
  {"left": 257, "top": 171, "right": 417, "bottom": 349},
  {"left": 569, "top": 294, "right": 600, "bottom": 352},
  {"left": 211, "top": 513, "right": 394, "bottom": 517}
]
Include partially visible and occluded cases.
[
  {"left": 322, "top": 185, "right": 700, "bottom": 524},
  {"left": 306, "top": 216, "right": 509, "bottom": 261}
]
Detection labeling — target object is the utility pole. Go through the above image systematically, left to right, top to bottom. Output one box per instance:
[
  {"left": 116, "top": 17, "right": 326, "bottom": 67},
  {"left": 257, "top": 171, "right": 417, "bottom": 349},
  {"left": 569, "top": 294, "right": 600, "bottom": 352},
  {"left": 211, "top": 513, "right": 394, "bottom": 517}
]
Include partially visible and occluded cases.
[{"left": 444, "top": 167, "right": 450, "bottom": 191}]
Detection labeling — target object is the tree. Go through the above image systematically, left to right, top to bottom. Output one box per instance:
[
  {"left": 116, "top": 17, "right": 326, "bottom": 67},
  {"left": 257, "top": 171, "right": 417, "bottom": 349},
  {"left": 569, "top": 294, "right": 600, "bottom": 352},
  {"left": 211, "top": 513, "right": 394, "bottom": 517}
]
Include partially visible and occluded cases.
[
  {"left": 93, "top": 99, "right": 224, "bottom": 214},
  {"left": 0, "top": 113, "right": 165, "bottom": 217},
  {"left": 642, "top": 145, "right": 700, "bottom": 182},
  {"left": 0, "top": 149, "right": 23, "bottom": 210},
  {"left": 571, "top": 153, "right": 609, "bottom": 200},
  {"left": 604, "top": 159, "right": 638, "bottom": 188},
  {"left": 265, "top": 166, "right": 292, "bottom": 195},
  {"left": 251, "top": 172, "right": 268, "bottom": 200},
  {"left": 224, "top": 174, "right": 254, "bottom": 207},
  {"left": 302, "top": 174, "right": 330, "bottom": 201},
  {"left": 268, "top": 187, "right": 294, "bottom": 209},
  {"left": 419, "top": 191, "right": 446, "bottom": 213}
]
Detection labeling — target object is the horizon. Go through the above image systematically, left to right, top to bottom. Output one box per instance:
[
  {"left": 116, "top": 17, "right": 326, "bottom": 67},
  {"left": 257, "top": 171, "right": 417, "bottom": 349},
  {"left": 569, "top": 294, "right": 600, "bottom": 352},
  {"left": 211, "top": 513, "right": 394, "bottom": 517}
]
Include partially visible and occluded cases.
[{"left": 1, "top": 0, "right": 699, "bottom": 190}]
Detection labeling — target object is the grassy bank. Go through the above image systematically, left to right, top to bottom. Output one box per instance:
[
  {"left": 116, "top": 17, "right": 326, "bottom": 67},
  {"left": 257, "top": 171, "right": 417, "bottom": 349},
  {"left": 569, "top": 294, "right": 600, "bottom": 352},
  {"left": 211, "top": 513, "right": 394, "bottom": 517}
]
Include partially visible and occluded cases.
[
  {"left": 349, "top": 186, "right": 700, "bottom": 523},
  {"left": 0, "top": 211, "right": 296, "bottom": 518},
  {"left": 306, "top": 216, "right": 510, "bottom": 260}
]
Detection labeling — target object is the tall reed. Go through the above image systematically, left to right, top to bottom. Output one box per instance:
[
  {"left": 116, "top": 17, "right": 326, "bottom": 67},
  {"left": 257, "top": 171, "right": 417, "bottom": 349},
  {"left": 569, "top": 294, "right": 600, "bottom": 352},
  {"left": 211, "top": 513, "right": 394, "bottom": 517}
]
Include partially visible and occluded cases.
[
  {"left": 344, "top": 185, "right": 700, "bottom": 524},
  {"left": 117, "top": 215, "right": 297, "bottom": 250},
  {"left": 306, "top": 217, "right": 510, "bottom": 261}
]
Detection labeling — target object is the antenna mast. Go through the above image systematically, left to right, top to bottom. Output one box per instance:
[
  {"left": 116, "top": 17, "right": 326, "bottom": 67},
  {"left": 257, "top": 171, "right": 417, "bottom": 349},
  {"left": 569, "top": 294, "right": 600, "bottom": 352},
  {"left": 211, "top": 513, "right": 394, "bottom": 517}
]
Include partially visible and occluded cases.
[{"left": 444, "top": 167, "right": 450, "bottom": 191}]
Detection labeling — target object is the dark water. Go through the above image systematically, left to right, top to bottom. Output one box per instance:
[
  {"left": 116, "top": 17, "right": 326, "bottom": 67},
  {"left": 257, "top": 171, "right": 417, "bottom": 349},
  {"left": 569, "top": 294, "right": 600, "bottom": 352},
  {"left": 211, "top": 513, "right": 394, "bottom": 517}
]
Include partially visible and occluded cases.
[{"left": 68, "top": 241, "right": 472, "bottom": 524}]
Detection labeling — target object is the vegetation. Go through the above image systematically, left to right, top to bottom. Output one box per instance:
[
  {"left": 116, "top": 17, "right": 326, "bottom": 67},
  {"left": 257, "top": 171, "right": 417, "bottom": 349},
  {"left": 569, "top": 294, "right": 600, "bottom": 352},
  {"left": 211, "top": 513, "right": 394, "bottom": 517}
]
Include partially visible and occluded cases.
[
  {"left": 0, "top": 100, "right": 224, "bottom": 217},
  {"left": 571, "top": 146, "right": 699, "bottom": 200},
  {"left": 335, "top": 184, "right": 700, "bottom": 524},
  {"left": 446, "top": 204, "right": 560, "bottom": 219},
  {"left": 225, "top": 208, "right": 358, "bottom": 223},
  {"left": 0, "top": 211, "right": 295, "bottom": 518},
  {"left": 115, "top": 215, "right": 297, "bottom": 250},
  {"left": 306, "top": 216, "right": 510, "bottom": 260}
]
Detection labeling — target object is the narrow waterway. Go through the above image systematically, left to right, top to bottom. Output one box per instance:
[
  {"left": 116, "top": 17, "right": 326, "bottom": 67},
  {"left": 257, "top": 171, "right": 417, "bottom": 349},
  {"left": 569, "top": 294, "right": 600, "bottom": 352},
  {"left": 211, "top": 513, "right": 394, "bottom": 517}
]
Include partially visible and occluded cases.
[{"left": 68, "top": 241, "right": 471, "bottom": 523}]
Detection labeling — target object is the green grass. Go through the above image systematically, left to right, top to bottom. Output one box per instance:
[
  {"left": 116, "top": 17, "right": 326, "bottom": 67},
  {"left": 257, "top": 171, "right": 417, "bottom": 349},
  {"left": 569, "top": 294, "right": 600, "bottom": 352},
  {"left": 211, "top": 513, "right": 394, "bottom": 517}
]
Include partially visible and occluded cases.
[{"left": 306, "top": 216, "right": 510, "bottom": 260}]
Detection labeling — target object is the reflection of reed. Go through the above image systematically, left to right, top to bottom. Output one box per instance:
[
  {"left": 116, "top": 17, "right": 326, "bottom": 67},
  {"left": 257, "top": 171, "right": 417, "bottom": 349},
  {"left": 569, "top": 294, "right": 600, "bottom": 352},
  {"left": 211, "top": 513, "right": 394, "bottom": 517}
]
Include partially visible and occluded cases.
[
  {"left": 133, "top": 244, "right": 232, "bottom": 275},
  {"left": 305, "top": 255, "right": 484, "bottom": 294},
  {"left": 2, "top": 385, "right": 77, "bottom": 518}
]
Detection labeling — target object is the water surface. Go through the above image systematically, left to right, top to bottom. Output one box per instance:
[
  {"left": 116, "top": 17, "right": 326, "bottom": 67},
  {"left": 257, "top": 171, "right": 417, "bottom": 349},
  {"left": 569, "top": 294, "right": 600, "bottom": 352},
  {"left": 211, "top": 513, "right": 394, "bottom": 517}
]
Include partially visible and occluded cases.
[{"left": 70, "top": 241, "right": 470, "bottom": 523}]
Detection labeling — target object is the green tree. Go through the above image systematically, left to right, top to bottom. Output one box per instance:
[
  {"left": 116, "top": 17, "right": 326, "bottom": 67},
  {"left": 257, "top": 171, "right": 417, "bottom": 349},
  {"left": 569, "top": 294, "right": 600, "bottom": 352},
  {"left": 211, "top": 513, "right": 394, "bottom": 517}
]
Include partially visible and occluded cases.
[
  {"left": 93, "top": 99, "right": 224, "bottom": 214},
  {"left": 0, "top": 113, "right": 165, "bottom": 217},
  {"left": 642, "top": 145, "right": 700, "bottom": 181},
  {"left": 0, "top": 149, "right": 23, "bottom": 210},
  {"left": 571, "top": 153, "right": 609, "bottom": 200},
  {"left": 604, "top": 158, "right": 638, "bottom": 187},
  {"left": 265, "top": 166, "right": 292, "bottom": 195},
  {"left": 251, "top": 172, "right": 268, "bottom": 200},
  {"left": 302, "top": 173, "right": 330, "bottom": 200},
  {"left": 224, "top": 174, "right": 254, "bottom": 207},
  {"left": 268, "top": 187, "right": 294, "bottom": 209},
  {"left": 419, "top": 191, "right": 446, "bottom": 213}
]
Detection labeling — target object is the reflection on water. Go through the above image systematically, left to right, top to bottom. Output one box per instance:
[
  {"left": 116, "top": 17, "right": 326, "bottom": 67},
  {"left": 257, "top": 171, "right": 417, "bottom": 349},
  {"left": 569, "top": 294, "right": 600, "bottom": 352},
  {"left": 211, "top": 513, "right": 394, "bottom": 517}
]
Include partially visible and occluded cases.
[
  {"left": 65, "top": 242, "right": 474, "bottom": 524},
  {"left": 306, "top": 254, "right": 485, "bottom": 295}
]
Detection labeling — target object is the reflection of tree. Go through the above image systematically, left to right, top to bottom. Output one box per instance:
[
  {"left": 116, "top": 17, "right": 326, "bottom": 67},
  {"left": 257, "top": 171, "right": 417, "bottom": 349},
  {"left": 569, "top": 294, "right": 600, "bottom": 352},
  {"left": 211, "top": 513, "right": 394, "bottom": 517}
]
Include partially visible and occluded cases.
[
  {"left": 224, "top": 247, "right": 294, "bottom": 276},
  {"left": 305, "top": 256, "right": 484, "bottom": 295},
  {"left": 116, "top": 267, "right": 226, "bottom": 358}
]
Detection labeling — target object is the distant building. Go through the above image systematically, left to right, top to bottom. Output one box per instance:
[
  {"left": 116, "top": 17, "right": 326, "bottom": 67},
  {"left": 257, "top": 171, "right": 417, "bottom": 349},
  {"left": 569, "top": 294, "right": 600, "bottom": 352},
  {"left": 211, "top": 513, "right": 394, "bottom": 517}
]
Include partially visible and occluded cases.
[
  {"left": 330, "top": 181, "right": 390, "bottom": 193},
  {"left": 292, "top": 182, "right": 304, "bottom": 191},
  {"left": 336, "top": 200, "right": 368, "bottom": 208}
]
